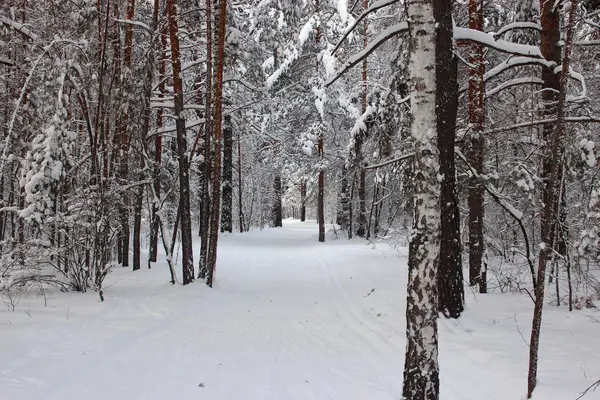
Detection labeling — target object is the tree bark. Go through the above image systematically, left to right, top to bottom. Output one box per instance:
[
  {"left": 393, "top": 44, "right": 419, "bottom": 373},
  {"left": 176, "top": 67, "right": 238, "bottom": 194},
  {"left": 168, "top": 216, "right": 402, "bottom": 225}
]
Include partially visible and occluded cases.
[
  {"left": 149, "top": 0, "right": 165, "bottom": 264},
  {"left": 166, "top": 0, "right": 194, "bottom": 285},
  {"left": 199, "top": 0, "right": 213, "bottom": 279},
  {"left": 206, "top": 0, "right": 228, "bottom": 287},
  {"left": 402, "top": 0, "right": 440, "bottom": 398},
  {"left": 436, "top": 0, "right": 464, "bottom": 318},
  {"left": 466, "top": 0, "right": 486, "bottom": 293},
  {"left": 539, "top": 0, "right": 561, "bottom": 252},
  {"left": 221, "top": 115, "right": 233, "bottom": 233},
  {"left": 237, "top": 130, "right": 244, "bottom": 232},
  {"left": 318, "top": 137, "right": 325, "bottom": 243},
  {"left": 273, "top": 175, "right": 283, "bottom": 227},
  {"left": 300, "top": 180, "right": 306, "bottom": 222}
]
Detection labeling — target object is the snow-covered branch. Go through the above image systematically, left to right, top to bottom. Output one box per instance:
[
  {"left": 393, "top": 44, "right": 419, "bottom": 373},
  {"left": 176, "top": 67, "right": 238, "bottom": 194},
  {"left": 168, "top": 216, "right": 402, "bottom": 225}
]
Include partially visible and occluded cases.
[
  {"left": 331, "top": 0, "right": 400, "bottom": 55},
  {"left": 0, "top": 16, "right": 38, "bottom": 41},
  {"left": 115, "top": 19, "right": 152, "bottom": 33},
  {"left": 325, "top": 22, "right": 408, "bottom": 87},
  {"left": 492, "top": 22, "right": 541, "bottom": 38},
  {"left": 454, "top": 27, "right": 543, "bottom": 57},
  {"left": 0, "top": 56, "right": 15, "bottom": 67},
  {"left": 484, "top": 56, "right": 556, "bottom": 83},
  {"left": 486, "top": 77, "right": 544, "bottom": 97},
  {"left": 483, "top": 117, "right": 600, "bottom": 135},
  {"left": 364, "top": 153, "right": 414, "bottom": 170}
]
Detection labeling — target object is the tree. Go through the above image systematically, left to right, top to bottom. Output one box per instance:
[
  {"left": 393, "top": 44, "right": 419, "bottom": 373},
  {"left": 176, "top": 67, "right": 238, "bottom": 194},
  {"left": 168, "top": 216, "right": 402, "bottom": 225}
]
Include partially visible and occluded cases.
[
  {"left": 166, "top": 0, "right": 194, "bottom": 285},
  {"left": 206, "top": 0, "right": 229, "bottom": 287},
  {"left": 402, "top": 0, "right": 440, "bottom": 398},
  {"left": 436, "top": 0, "right": 464, "bottom": 318},
  {"left": 466, "top": 0, "right": 487, "bottom": 293},
  {"left": 527, "top": 1, "right": 579, "bottom": 397},
  {"left": 221, "top": 115, "right": 234, "bottom": 233}
]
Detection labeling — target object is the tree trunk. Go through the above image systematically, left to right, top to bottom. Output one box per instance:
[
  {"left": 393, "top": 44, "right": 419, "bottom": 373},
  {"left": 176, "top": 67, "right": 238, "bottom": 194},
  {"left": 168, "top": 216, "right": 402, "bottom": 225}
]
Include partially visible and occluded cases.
[
  {"left": 150, "top": 0, "right": 166, "bottom": 264},
  {"left": 166, "top": 0, "right": 194, "bottom": 285},
  {"left": 198, "top": 0, "right": 213, "bottom": 279},
  {"left": 206, "top": 0, "right": 228, "bottom": 287},
  {"left": 355, "top": 0, "right": 369, "bottom": 239},
  {"left": 402, "top": 0, "right": 440, "bottom": 398},
  {"left": 436, "top": 0, "right": 464, "bottom": 318},
  {"left": 466, "top": 0, "right": 486, "bottom": 293},
  {"left": 539, "top": 0, "right": 561, "bottom": 255},
  {"left": 527, "top": 1, "right": 577, "bottom": 397},
  {"left": 221, "top": 115, "right": 233, "bottom": 233},
  {"left": 237, "top": 130, "right": 244, "bottom": 232},
  {"left": 318, "top": 137, "right": 325, "bottom": 243},
  {"left": 337, "top": 169, "right": 348, "bottom": 230},
  {"left": 273, "top": 175, "right": 283, "bottom": 227},
  {"left": 300, "top": 180, "right": 306, "bottom": 222},
  {"left": 133, "top": 187, "right": 142, "bottom": 271}
]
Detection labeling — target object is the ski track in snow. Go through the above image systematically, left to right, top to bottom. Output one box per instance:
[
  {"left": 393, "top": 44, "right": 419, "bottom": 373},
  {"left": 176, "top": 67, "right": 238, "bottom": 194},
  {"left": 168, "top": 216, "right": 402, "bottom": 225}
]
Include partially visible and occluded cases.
[{"left": 1, "top": 220, "right": 599, "bottom": 399}]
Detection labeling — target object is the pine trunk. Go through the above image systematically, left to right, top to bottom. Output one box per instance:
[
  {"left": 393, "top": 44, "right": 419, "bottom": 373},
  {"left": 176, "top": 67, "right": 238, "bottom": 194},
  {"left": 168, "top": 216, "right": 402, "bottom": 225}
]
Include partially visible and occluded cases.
[
  {"left": 150, "top": 0, "right": 166, "bottom": 264},
  {"left": 166, "top": 0, "right": 194, "bottom": 285},
  {"left": 199, "top": 0, "right": 213, "bottom": 279},
  {"left": 206, "top": 0, "right": 228, "bottom": 287},
  {"left": 402, "top": 0, "right": 440, "bottom": 398},
  {"left": 436, "top": 0, "right": 464, "bottom": 318},
  {"left": 466, "top": 0, "right": 486, "bottom": 293},
  {"left": 221, "top": 115, "right": 233, "bottom": 233},
  {"left": 237, "top": 130, "right": 244, "bottom": 232},
  {"left": 318, "top": 137, "right": 325, "bottom": 243},
  {"left": 273, "top": 175, "right": 283, "bottom": 227},
  {"left": 300, "top": 180, "right": 306, "bottom": 222}
]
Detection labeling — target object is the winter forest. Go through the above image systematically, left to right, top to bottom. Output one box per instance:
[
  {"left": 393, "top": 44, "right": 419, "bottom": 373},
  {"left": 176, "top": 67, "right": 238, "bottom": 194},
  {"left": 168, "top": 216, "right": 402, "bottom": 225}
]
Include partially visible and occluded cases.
[{"left": 2, "top": 0, "right": 600, "bottom": 399}]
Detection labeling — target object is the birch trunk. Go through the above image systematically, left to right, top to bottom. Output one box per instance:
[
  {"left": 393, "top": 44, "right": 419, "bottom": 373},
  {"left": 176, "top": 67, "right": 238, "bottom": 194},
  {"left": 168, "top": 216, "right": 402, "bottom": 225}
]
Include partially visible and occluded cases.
[{"left": 402, "top": 0, "right": 440, "bottom": 398}]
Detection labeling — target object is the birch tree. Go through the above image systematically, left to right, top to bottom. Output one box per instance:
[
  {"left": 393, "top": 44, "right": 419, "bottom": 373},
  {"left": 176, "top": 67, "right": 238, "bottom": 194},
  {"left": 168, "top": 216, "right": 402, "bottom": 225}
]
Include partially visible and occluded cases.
[{"left": 402, "top": 0, "right": 440, "bottom": 398}]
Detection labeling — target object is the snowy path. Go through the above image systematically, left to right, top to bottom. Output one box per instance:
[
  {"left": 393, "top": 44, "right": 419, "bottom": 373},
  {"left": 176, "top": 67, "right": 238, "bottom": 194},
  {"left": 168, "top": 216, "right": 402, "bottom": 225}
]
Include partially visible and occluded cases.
[{"left": 1, "top": 220, "right": 599, "bottom": 399}]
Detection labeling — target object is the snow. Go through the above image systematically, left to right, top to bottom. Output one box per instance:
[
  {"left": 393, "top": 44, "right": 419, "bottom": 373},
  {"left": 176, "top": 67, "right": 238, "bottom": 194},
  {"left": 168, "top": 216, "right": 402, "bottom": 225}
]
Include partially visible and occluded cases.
[
  {"left": 337, "top": 0, "right": 348, "bottom": 23},
  {"left": 454, "top": 27, "right": 543, "bottom": 57},
  {"left": 1, "top": 220, "right": 599, "bottom": 400}
]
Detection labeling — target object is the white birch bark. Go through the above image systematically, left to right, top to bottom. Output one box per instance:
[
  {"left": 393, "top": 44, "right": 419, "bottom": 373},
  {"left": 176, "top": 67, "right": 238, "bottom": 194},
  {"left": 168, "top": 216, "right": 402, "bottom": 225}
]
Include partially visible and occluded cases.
[{"left": 402, "top": 0, "right": 440, "bottom": 399}]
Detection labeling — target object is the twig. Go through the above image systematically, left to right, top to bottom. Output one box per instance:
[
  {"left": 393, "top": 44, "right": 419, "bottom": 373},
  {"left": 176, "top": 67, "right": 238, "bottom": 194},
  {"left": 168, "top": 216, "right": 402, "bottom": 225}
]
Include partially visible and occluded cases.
[{"left": 575, "top": 379, "right": 600, "bottom": 400}]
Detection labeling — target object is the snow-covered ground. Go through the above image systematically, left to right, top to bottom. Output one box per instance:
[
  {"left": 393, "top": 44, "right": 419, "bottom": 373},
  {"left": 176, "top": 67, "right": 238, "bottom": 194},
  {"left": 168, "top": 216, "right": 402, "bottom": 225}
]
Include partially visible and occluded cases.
[{"left": 1, "top": 220, "right": 598, "bottom": 399}]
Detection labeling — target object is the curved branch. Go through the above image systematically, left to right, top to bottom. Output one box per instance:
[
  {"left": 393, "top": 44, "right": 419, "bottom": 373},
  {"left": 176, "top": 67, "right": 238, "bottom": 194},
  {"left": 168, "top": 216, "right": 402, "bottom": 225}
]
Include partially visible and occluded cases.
[
  {"left": 331, "top": 0, "right": 400, "bottom": 56},
  {"left": 325, "top": 22, "right": 408, "bottom": 87}
]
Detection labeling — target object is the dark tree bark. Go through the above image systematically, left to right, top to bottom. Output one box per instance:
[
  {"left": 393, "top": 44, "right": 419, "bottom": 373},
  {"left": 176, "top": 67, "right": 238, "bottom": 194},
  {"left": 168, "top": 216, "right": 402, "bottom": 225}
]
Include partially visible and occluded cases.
[
  {"left": 119, "top": 0, "right": 136, "bottom": 269},
  {"left": 149, "top": 0, "right": 166, "bottom": 264},
  {"left": 166, "top": 0, "right": 194, "bottom": 285},
  {"left": 198, "top": 0, "right": 213, "bottom": 280},
  {"left": 206, "top": 0, "right": 228, "bottom": 287},
  {"left": 355, "top": 0, "right": 369, "bottom": 239},
  {"left": 402, "top": 0, "right": 440, "bottom": 398},
  {"left": 436, "top": 0, "right": 464, "bottom": 318},
  {"left": 466, "top": 0, "right": 486, "bottom": 293},
  {"left": 539, "top": 0, "right": 561, "bottom": 250},
  {"left": 221, "top": 115, "right": 233, "bottom": 233},
  {"left": 237, "top": 130, "right": 244, "bottom": 232},
  {"left": 318, "top": 137, "right": 325, "bottom": 243},
  {"left": 356, "top": 167, "right": 367, "bottom": 237},
  {"left": 337, "top": 169, "right": 349, "bottom": 230},
  {"left": 273, "top": 175, "right": 283, "bottom": 227},
  {"left": 300, "top": 180, "right": 306, "bottom": 222},
  {"left": 133, "top": 188, "right": 142, "bottom": 271}
]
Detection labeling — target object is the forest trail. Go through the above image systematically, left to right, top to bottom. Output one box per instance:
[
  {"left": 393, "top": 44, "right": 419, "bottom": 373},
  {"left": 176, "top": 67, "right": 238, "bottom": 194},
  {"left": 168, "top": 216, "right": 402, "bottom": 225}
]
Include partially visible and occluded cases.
[{"left": 1, "top": 220, "right": 598, "bottom": 400}]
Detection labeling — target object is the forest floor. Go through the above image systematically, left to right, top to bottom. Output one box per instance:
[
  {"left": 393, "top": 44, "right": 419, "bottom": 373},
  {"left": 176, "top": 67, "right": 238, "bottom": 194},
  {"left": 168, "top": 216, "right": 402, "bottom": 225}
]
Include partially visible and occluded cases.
[{"left": 1, "top": 219, "right": 599, "bottom": 400}]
